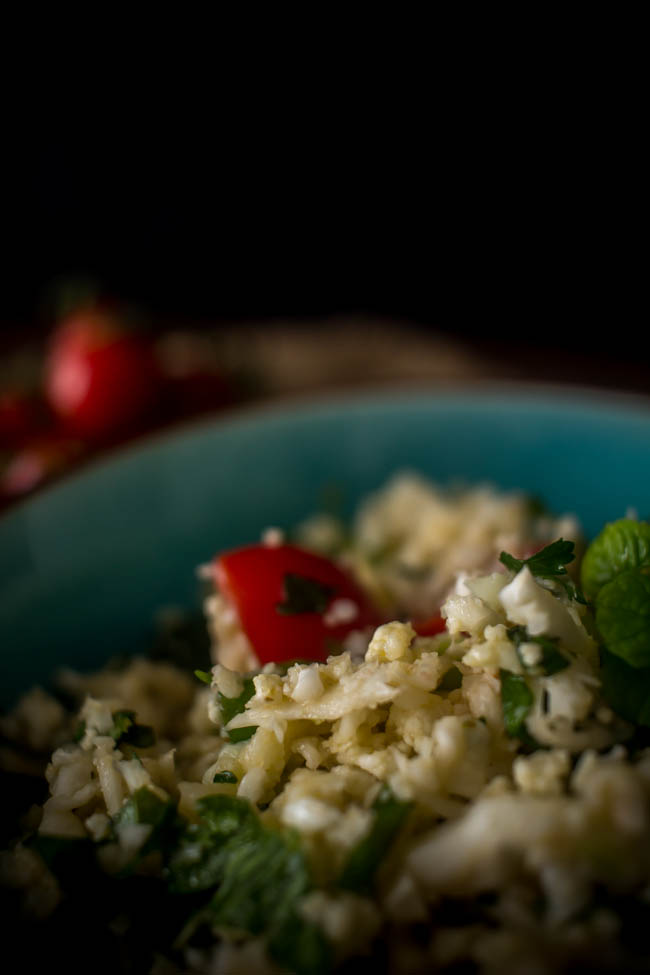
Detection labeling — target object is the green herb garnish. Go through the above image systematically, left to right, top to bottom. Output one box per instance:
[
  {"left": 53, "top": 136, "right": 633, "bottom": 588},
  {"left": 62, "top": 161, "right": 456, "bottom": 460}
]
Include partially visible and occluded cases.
[
  {"left": 581, "top": 520, "right": 650, "bottom": 602},
  {"left": 580, "top": 521, "right": 650, "bottom": 722},
  {"left": 500, "top": 538, "right": 585, "bottom": 602},
  {"left": 500, "top": 538, "right": 576, "bottom": 579},
  {"left": 276, "top": 573, "right": 335, "bottom": 615},
  {"left": 508, "top": 625, "right": 570, "bottom": 676},
  {"left": 599, "top": 649, "right": 650, "bottom": 726},
  {"left": 438, "top": 666, "right": 463, "bottom": 691},
  {"left": 194, "top": 669, "right": 212, "bottom": 685},
  {"left": 500, "top": 669, "right": 534, "bottom": 739},
  {"left": 218, "top": 677, "right": 257, "bottom": 743},
  {"left": 109, "top": 710, "right": 156, "bottom": 748},
  {"left": 213, "top": 771, "right": 238, "bottom": 784},
  {"left": 339, "top": 786, "right": 412, "bottom": 894},
  {"left": 112, "top": 787, "right": 178, "bottom": 867},
  {"left": 169, "top": 795, "right": 331, "bottom": 975}
]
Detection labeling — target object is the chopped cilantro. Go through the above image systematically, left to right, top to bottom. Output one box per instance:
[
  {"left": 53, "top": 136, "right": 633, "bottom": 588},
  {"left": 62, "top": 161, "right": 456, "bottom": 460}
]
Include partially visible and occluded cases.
[
  {"left": 500, "top": 538, "right": 585, "bottom": 603},
  {"left": 500, "top": 538, "right": 576, "bottom": 579},
  {"left": 276, "top": 573, "right": 335, "bottom": 615},
  {"left": 508, "top": 625, "right": 570, "bottom": 676},
  {"left": 438, "top": 666, "right": 463, "bottom": 691},
  {"left": 194, "top": 669, "right": 212, "bottom": 685},
  {"left": 500, "top": 669, "right": 534, "bottom": 739},
  {"left": 218, "top": 677, "right": 257, "bottom": 743},
  {"left": 109, "top": 710, "right": 156, "bottom": 748},
  {"left": 213, "top": 771, "right": 238, "bottom": 784},
  {"left": 339, "top": 786, "right": 412, "bottom": 894},
  {"left": 112, "top": 787, "right": 179, "bottom": 871},
  {"left": 169, "top": 795, "right": 331, "bottom": 975}
]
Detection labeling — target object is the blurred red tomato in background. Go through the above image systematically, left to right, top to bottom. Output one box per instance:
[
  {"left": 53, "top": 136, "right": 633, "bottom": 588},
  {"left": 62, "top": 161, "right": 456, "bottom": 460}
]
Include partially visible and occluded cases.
[{"left": 45, "top": 308, "right": 161, "bottom": 441}]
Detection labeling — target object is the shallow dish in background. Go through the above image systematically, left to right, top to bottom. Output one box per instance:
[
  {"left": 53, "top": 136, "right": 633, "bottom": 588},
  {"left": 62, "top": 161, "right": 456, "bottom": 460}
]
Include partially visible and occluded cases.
[{"left": 1, "top": 386, "right": 649, "bottom": 708}]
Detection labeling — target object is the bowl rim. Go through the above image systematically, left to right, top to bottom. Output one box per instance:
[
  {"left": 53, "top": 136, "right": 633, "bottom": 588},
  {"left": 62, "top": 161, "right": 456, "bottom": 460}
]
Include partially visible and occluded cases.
[{"left": 3, "top": 379, "right": 650, "bottom": 523}]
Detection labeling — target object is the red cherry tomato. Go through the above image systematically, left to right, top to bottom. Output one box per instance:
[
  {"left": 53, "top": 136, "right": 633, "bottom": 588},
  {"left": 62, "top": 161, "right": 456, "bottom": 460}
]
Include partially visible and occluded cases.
[
  {"left": 45, "top": 309, "right": 160, "bottom": 441},
  {"left": 214, "top": 543, "right": 380, "bottom": 664},
  {"left": 411, "top": 614, "right": 446, "bottom": 637}
]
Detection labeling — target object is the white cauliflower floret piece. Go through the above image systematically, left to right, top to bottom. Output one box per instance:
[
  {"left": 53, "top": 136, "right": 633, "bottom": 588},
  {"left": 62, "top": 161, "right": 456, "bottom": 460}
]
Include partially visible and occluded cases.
[
  {"left": 499, "top": 567, "right": 594, "bottom": 657},
  {"left": 442, "top": 594, "right": 501, "bottom": 637},
  {"left": 366, "top": 621, "right": 416, "bottom": 663},
  {"left": 462, "top": 623, "right": 520, "bottom": 674},
  {"left": 211, "top": 664, "right": 244, "bottom": 700},
  {"left": 290, "top": 667, "right": 325, "bottom": 703},
  {"left": 513, "top": 749, "right": 570, "bottom": 796}
]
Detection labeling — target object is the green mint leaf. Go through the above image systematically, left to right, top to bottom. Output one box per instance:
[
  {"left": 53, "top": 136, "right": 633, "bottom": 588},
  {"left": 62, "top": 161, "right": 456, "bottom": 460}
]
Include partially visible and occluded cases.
[
  {"left": 581, "top": 520, "right": 650, "bottom": 602},
  {"left": 500, "top": 538, "right": 576, "bottom": 580},
  {"left": 594, "top": 570, "right": 650, "bottom": 669},
  {"left": 276, "top": 573, "right": 335, "bottom": 615},
  {"left": 508, "top": 626, "right": 570, "bottom": 677},
  {"left": 600, "top": 648, "right": 650, "bottom": 726},
  {"left": 438, "top": 666, "right": 463, "bottom": 691},
  {"left": 194, "top": 669, "right": 212, "bottom": 685},
  {"left": 500, "top": 669, "right": 534, "bottom": 738},
  {"left": 218, "top": 677, "right": 257, "bottom": 743},
  {"left": 213, "top": 771, "right": 238, "bottom": 784},
  {"left": 339, "top": 786, "right": 412, "bottom": 894}
]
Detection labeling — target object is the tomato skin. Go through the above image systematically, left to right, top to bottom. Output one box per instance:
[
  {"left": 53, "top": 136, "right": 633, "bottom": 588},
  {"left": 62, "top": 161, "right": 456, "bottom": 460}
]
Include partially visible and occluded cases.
[
  {"left": 45, "top": 310, "right": 160, "bottom": 441},
  {"left": 214, "top": 544, "right": 380, "bottom": 664},
  {"left": 412, "top": 614, "right": 446, "bottom": 637}
]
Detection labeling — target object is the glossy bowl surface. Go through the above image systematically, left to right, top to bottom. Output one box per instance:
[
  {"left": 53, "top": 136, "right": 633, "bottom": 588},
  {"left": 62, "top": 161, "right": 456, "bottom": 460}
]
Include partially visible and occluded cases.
[{"left": 2, "top": 388, "right": 649, "bottom": 707}]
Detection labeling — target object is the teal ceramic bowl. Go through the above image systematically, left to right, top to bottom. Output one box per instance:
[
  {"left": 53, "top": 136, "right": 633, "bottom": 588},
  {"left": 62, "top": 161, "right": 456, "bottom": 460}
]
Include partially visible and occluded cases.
[{"left": 2, "top": 388, "right": 650, "bottom": 708}]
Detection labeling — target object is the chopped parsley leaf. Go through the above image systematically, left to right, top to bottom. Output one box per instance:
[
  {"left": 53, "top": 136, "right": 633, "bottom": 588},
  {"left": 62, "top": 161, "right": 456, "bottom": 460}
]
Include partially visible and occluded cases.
[
  {"left": 500, "top": 538, "right": 576, "bottom": 579},
  {"left": 500, "top": 539, "right": 585, "bottom": 602},
  {"left": 276, "top": 573, "right": 335, "bottom": 615},
  {"left": 508, "top": 625, "right": 570, "bottom": 676},
  {"left": 438, "top": 666, "right": 463, "bottom": 691},
  {"left": 500, "top": 669, "right": 534, "bottom": 739},
  {"left": 218, "top": 677, "right": 257, "bottom": 743},
  {"left": 109, "top": 710, "right": 156, "bottom": 748},
  {"left": 339, "top": 786, "right": 412, "bottom": 894},
  {"left": 169, "top": 795, "right": 331, "bottom": 975}
]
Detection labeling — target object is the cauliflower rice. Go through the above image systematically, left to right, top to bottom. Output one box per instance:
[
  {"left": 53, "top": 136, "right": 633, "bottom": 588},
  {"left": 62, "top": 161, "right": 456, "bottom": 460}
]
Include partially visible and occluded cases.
[{"left": 2, "top": 473, "right": 649, "bottom": 974}]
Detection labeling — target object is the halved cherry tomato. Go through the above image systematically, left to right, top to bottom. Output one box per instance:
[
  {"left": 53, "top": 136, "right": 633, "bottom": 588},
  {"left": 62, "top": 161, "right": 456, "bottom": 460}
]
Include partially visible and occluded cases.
[
  {"left": 45, "top": 308, "right": 160, "bottom": 441},
  {"left": 214, "top": 543, "right": 380, "bottom": 664},
  {"left": 411, "top": 614, "right": 446, "bottom": 637}
]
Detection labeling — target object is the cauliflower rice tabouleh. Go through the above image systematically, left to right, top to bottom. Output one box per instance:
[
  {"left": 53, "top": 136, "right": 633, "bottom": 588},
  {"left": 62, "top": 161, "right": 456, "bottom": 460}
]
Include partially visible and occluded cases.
[{"left": 3, "top": 473, "right": 650, "bottom": 974}]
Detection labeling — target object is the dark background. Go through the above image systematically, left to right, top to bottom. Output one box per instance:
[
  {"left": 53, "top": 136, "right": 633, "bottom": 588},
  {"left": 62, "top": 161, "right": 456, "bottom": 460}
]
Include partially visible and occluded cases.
[{"left": 4, "top": 131, "right": 646, "bottom": 391}]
